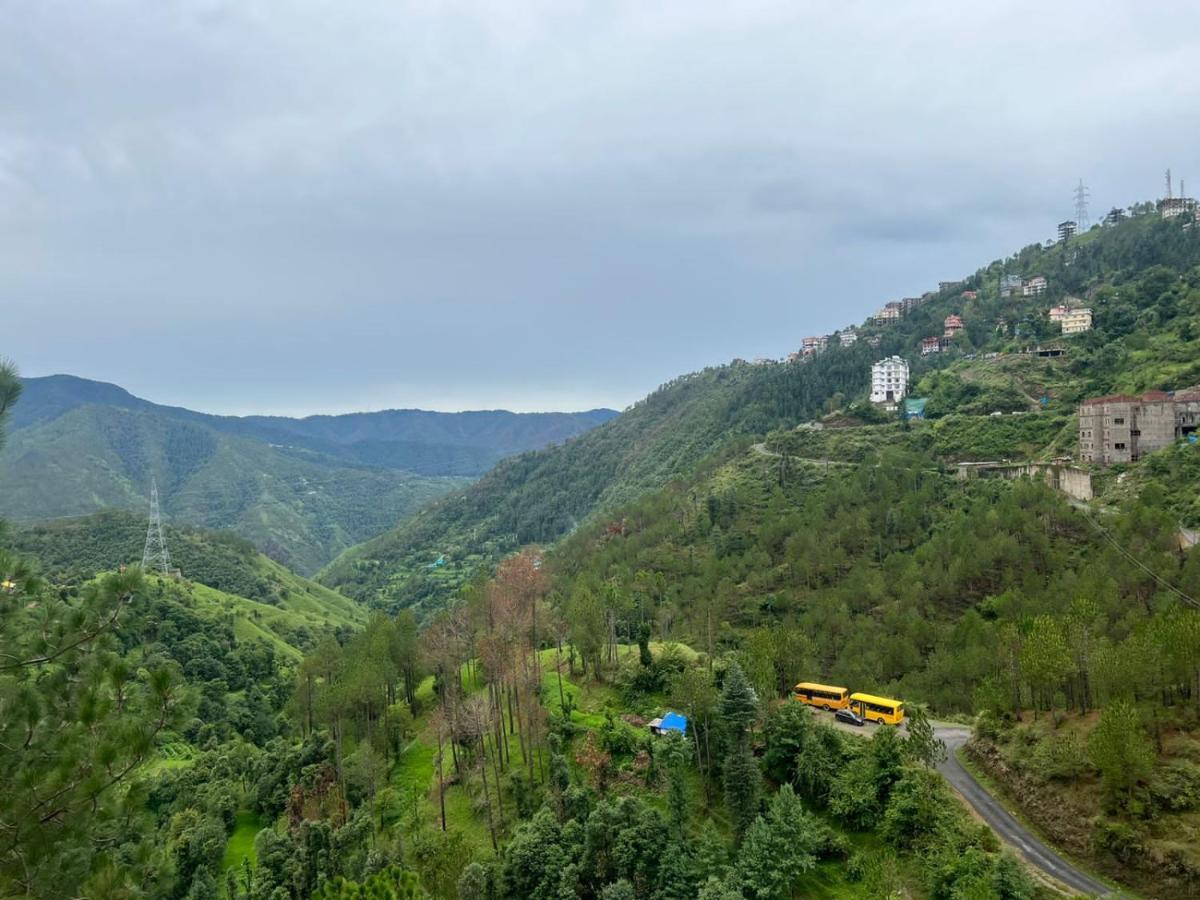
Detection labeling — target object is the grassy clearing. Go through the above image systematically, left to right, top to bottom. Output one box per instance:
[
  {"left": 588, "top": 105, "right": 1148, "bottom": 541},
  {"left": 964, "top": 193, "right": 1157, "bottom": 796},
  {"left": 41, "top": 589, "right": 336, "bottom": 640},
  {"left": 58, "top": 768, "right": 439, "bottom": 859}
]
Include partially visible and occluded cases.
[{"left": 221, "top": 811, "right": 264, "bottom": 872}]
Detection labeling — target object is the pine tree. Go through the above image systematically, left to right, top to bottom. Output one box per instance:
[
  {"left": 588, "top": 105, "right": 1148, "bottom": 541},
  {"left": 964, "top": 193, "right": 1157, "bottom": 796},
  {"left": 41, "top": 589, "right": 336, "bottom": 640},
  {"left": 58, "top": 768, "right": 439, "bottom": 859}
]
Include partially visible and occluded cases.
[
  {"left": 719, "top": 661, "right": 759, "bottom": 740},
  {"left": 1088, "top": 698, "right": 1154, "bottom": 809},
  {"left": 723, "top": 739, "right": 761, "bottom": 842},
  {"left": 734, "top": 785, "right": 821, "bottom": 899},
  {"left": 691, "top": 820, "right": 729, "bottom": 885},
  {"left": 654, "top": 840, "right": 697, "bottom": 900}
]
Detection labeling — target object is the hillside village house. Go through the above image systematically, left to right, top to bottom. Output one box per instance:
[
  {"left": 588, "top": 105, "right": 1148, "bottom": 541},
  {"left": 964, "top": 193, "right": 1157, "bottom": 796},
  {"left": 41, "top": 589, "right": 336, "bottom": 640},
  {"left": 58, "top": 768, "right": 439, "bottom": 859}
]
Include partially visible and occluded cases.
[
  {"left": 1159, "top": 196, "right": 1198, "bottom": 220},
  {"left": 1000, "top": 274, "right": 1023, "bottom": 298},
  {"left": 1022, "top": 276, "right": 1048, "bottom": 297},
  {"left": 961, "top": 290, "right": 978, "bottom": 301},
  {"left": 873, "top": 301, "right": 902, "bottom": 326},
  {"left": 1049, "top": 305, "right": 1071, "bottom": 322},
  {"left": 1061, "top": 308, "right": 1093, "bottom": 334},
  {"left": 943, "top": 314, "right": 964, "bottom": 338},
  {"left": 838, "top": 329, "right": 858, "bottom": 346},
  {"left": 802, "top": 335, "right": 828, "bottom": 356},
  {"left": 921, "top": 336, "right": 942, "bottom": 356},
  {"left": 870, "top": 356, "right": 909, "bottom": 407},
  {"left": 1079, "top": 390, "right": 1200, "bottom": 464}
]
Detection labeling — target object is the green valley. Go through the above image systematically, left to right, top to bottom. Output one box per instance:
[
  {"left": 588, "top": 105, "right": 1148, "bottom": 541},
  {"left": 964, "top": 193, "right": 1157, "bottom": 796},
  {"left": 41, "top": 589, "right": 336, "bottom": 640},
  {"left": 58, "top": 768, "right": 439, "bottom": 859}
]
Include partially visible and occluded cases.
[{"left": 0, "top": 376, "right": 613, "bottom": 573}]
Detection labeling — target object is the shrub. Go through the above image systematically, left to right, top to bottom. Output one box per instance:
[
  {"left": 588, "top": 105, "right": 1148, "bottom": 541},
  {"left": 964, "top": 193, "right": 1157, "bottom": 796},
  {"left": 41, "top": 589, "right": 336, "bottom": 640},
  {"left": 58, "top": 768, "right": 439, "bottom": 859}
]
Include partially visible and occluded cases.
[{"left": 1030, "top": 733, "right": 1090, "bottom": 782}]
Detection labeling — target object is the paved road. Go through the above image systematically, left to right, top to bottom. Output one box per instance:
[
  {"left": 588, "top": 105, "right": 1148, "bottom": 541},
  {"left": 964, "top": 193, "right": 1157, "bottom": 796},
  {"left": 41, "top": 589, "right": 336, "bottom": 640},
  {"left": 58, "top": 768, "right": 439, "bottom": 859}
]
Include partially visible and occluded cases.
[
  {"left": 827, "top": 714, "right": 1114, "bottom": 897},
  {"left": 934, "top": 725, "right": 1114, "bottom": 897}
]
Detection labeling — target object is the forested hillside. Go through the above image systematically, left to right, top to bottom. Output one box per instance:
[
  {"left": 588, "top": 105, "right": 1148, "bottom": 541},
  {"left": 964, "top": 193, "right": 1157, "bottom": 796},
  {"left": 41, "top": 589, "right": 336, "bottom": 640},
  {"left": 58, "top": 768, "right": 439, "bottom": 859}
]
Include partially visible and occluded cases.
[
  {"left": 324, "top": 207, "right": 1200, "bottom": 615},
  {"left": 319, "top": 348, "right": 877, "bottom": 612},
  {"left": 12, "top": 375, "right": 615, "bottom": 476},
  {"left": 0, "top": 376, "right": 613, "bottom": 572},
  {"left": 0, "top": 402, "right": 464, "bottom": 573},
  {"left": 11, "top": 509, "right": 366, "bottom": 654}
]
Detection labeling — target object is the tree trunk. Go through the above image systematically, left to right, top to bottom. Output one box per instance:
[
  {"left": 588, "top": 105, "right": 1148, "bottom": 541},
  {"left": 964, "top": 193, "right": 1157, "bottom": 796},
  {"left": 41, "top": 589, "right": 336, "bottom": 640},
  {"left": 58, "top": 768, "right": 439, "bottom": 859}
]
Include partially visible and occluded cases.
[{"left": 478, "top": 735, "right": 497, "bottom": 851}]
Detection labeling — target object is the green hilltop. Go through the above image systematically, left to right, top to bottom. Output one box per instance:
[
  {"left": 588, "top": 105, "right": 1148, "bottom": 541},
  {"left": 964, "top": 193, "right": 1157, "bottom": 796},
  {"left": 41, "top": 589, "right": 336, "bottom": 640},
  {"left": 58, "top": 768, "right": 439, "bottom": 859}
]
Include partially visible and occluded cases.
[{"left": 11, "top": 509, "right": 366, "bottom": 654}]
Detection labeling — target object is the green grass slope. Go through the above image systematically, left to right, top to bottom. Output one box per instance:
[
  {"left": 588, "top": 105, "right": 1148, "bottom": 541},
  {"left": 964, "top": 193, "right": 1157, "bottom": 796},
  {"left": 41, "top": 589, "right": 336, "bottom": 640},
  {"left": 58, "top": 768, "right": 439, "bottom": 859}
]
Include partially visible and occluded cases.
[{"left": 11, "top": 510, "right": 366, "bottom": 653}]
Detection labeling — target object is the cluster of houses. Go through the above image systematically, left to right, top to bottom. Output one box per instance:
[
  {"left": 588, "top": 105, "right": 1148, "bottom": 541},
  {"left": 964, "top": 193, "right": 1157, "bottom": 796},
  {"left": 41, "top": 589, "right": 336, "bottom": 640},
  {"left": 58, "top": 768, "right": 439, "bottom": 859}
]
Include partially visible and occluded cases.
[{"left": 782, "top": 326, "right": 880, "bottom": 364}]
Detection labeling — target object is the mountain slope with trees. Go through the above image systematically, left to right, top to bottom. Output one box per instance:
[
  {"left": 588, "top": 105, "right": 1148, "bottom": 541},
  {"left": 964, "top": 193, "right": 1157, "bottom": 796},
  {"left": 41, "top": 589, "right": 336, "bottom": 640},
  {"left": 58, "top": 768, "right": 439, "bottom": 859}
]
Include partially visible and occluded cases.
[
  {"left": 324, "top": 206, "right": 1200, "bottom": 614},
  {"left": 11, "top": 374, "right": 616, "bottom": 476},
  {"left": 0, "top": 376, "right": 614, "bottom": 572}
]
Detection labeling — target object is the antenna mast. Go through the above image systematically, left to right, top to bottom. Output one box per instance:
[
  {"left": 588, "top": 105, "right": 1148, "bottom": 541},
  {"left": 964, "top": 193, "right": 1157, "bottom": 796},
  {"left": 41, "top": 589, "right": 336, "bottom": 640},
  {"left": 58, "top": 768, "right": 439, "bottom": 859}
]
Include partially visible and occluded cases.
[
  {"left": 1166, "top": 168, "right": 1173, "bottom": 199},
  {"left": 1073, "top": 178, "right": 1091, "bottom": 230},
  {"left": 142, "top": 478, "right": 172, "bottom": 574}
]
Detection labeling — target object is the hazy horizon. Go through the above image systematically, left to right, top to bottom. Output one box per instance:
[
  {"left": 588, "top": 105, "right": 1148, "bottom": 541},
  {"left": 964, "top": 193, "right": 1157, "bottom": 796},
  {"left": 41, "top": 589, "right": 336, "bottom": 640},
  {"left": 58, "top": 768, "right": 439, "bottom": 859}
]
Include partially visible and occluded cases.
[{"left": 7, "top": 1, "right": 1200, "bottom": 415}]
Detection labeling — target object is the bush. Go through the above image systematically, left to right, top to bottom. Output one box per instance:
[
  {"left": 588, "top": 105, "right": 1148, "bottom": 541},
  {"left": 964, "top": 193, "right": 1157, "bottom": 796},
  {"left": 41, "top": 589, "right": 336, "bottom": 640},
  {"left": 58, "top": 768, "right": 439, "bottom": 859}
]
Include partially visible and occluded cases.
[
  {"left": 1030, "top": 733, "right": 1090, "bottom": 782},
  {"left": 1149, "top": 760, "right": 1200, "bottom": 813},
  {"left": 1090, "top": 819, "right": 1147, "bottom": 865}
]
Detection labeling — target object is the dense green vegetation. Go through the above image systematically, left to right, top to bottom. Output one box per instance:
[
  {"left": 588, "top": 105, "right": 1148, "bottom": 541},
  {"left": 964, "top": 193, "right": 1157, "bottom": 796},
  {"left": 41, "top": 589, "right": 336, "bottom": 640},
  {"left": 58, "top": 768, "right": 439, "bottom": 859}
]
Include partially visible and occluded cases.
[
  {"left": 324, "top": 207, "right": 1200, "bottom": 614},
  {"left": 11, "top": 374, "right": 615, "bottom": 477},
  {"left": 0, "top": 376, "right": 613, "bottom": 573},
  {"left": 0, "top": 401, "right": 467, "bottom": 574},
  {"left": 238, "top": 553, "right": 1037, "bottom": 899}
]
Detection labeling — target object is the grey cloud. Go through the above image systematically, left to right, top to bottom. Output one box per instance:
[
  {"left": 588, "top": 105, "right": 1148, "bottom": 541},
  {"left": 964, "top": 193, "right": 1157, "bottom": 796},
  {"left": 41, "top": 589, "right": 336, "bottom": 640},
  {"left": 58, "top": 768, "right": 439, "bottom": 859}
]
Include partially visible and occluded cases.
[{"left": 3, "top": 1, "right": 1200, "bottom": 413}]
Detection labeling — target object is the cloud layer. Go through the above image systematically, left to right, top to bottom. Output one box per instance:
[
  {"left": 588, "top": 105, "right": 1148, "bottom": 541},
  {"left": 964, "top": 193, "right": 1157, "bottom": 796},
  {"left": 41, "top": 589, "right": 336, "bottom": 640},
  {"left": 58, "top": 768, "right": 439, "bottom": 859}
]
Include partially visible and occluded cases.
[{"left": 5, "top": 1, "right": 1199, "bottom": 413}]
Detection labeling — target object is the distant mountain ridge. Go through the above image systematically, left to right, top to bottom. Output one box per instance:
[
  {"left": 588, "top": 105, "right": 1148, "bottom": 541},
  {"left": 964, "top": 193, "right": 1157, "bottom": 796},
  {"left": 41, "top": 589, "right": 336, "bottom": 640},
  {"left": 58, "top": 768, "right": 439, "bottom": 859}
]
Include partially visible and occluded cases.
[
  {"left": 0, "top": 375, "right": 616, "bottom": 573},
  {"left": 12, "top": 375, "right": 617, "bottom": 476}
]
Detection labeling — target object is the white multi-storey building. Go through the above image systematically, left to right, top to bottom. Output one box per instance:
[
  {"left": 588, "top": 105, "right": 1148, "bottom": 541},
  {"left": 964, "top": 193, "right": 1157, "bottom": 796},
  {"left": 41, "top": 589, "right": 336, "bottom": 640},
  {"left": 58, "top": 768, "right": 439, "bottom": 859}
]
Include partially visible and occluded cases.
[{"left": 870, "top": 356, "right": 909, "bottom": 407}]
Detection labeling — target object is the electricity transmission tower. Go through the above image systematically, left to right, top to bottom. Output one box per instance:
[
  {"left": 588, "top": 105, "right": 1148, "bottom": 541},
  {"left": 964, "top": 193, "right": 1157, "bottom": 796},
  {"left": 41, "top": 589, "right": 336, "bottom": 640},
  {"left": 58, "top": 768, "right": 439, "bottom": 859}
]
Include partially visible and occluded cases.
[
  {"left": 1073, "top": 179, "right": 1091, "bottom": 231},
  {"left": 142, "top": 478, "right": 172, "bottom": 574}
]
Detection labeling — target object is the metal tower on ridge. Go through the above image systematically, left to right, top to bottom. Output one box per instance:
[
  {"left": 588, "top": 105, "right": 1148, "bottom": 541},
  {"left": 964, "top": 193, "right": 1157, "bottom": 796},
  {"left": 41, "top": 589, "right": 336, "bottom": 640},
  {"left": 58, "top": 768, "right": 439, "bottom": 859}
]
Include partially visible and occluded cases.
[
  {"left": 1073, "top": 178, "right": 1091, "bottom": 231},
  {"left": 142, "top": 478, "right": 171, "bottom": 574}
]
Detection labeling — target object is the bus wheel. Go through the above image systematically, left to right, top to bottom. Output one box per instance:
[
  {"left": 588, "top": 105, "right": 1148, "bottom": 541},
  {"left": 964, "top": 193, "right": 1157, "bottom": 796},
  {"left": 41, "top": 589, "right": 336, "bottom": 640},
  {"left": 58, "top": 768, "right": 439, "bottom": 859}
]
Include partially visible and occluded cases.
[{"left": 822, "top": 704, "right": 830, "bottom": 711}]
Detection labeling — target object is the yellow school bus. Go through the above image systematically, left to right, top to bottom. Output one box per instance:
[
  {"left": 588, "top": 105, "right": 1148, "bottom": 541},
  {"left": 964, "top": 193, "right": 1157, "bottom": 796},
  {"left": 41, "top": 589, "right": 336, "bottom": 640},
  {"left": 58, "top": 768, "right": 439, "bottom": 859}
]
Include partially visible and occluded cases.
[
  {"left": 793, "top": 682, "right": 850, "bottom": 711},
  {"left": 850, "top": 692, "right": 905, "bottom": 726}
]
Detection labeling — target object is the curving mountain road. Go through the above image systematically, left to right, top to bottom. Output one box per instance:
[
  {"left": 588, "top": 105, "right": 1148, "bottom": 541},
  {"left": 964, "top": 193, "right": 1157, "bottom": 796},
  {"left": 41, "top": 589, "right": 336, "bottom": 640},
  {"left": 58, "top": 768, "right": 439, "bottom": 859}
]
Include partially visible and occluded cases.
[
  {"left": 828, "top": 715, "right": 1114, "bottom": 896},
  {"left": 933, "top": 725, "right": 1114, "bottom": 897}
]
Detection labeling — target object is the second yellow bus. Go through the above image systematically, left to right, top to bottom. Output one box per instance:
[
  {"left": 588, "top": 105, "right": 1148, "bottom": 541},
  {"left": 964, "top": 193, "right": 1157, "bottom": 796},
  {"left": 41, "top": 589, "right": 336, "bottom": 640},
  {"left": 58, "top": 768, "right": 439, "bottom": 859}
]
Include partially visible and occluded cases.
[{"left": 849, "top": 692, "right": 905, "bottom": 726}]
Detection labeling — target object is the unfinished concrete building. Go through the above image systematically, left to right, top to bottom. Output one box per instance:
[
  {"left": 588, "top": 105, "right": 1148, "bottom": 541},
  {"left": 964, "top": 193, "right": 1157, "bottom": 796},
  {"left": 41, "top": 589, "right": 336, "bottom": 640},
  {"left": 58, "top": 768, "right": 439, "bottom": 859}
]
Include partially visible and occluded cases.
[{"left": 1078, "top": 391, "right": 1200, "bottom": 464}]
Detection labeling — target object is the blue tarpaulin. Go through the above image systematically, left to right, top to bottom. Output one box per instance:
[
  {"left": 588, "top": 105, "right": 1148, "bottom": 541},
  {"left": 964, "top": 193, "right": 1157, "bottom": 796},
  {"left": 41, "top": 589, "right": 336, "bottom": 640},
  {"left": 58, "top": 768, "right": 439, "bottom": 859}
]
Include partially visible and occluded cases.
[{"left": 658, "top": 711, "right": 688, "bottom": 735}]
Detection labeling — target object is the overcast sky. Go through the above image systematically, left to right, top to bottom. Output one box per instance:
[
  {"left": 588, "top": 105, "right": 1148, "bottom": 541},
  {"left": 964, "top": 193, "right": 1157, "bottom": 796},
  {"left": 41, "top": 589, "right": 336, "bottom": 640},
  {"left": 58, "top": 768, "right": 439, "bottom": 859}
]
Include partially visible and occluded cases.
[{"left": 4, "top": 1, "right": 1199, "bottom": 415}]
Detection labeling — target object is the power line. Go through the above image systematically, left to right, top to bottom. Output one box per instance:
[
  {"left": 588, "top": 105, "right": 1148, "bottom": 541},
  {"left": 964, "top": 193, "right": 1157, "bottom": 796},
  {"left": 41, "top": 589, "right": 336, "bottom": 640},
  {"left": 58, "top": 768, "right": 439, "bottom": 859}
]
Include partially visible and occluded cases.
[{"left": 1078, "top": 504, "right": 1200, "bottom": 611}]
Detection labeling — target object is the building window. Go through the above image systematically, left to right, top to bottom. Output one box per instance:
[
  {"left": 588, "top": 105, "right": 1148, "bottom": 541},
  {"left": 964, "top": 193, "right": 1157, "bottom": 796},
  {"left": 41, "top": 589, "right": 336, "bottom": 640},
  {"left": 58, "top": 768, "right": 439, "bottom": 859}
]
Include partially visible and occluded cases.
[
  {"left": 1114, "top": 417, "right": 1125, "bottom": 424},
  {"left": 1114, "top": 442, "right": 1126, "bottom": 450}
]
